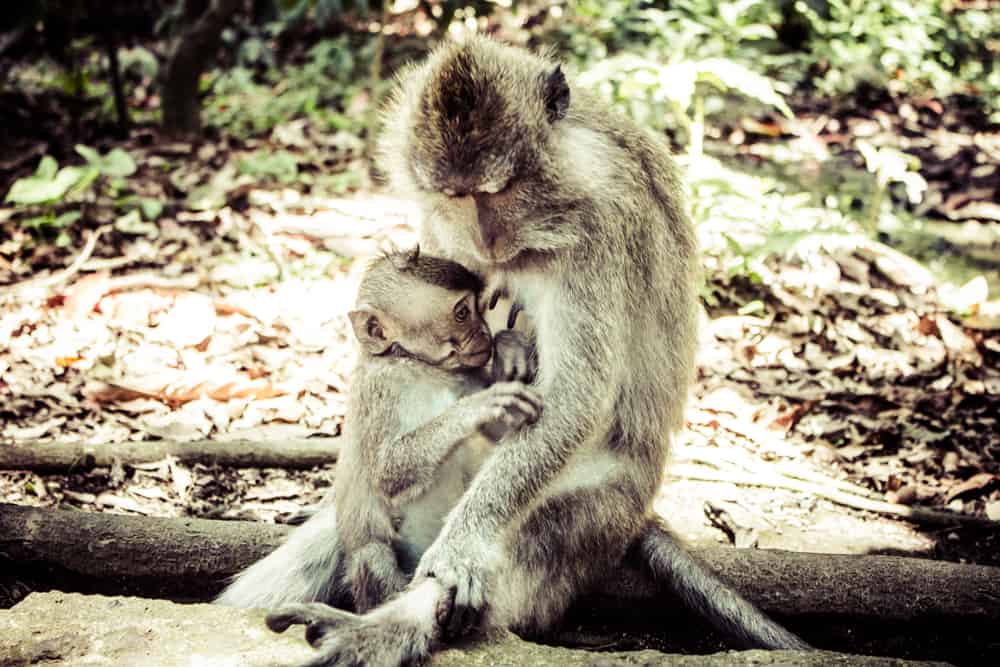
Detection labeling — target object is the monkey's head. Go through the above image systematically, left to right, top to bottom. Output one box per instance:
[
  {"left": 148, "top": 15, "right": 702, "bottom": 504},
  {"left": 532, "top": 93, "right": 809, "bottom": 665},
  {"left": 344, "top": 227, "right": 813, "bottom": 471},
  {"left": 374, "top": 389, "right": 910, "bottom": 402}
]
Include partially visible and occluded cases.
[
  {"left": 378, "top": 36, "right": 578, "bottom": 266},
  {"left": 349, "top": 246, "right": 493, "bottom": 370}
]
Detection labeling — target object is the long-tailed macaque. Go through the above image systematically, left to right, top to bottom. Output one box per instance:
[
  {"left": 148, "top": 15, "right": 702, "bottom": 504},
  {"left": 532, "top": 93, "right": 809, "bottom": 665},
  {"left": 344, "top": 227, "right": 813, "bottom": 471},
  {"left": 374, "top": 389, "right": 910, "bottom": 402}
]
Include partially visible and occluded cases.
[
  {"left": 265, "top": 35, "right": 809, "bottom": 666},
  {"left": 217, "top": 247, "right": 539, "bottom": 612}
]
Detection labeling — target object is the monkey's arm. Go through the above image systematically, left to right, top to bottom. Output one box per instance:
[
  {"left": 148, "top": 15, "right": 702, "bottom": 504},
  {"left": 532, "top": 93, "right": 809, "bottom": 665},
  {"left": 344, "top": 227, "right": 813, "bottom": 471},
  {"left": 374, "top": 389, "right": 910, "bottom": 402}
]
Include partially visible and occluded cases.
[
  {"left": 418, "top": 286, "right": 620, "bottom": 550},
  {"left": 371, "top": 383, "right": 541, "bottom": 507}
]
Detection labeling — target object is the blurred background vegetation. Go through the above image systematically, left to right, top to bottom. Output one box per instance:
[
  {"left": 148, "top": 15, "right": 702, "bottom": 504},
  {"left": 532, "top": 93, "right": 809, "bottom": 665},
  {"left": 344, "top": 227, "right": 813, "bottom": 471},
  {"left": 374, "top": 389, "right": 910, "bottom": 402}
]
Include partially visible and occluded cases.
[{"left": 1, "top": 0, "right": 998, "bottom": 300}]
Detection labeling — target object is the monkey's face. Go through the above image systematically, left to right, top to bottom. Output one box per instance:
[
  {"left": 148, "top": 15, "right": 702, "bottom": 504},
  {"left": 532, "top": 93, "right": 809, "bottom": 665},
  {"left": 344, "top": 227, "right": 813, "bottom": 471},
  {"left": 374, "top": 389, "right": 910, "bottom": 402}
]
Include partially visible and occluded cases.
[
  {"left": 402, "top": 38, "right": 573, "bottom": 267},
  {"left": 354, "top": 282, "right": 492, "bottom": 371},
  {"left": 400, "top": 285, "right": 493, "bottom": 370}
]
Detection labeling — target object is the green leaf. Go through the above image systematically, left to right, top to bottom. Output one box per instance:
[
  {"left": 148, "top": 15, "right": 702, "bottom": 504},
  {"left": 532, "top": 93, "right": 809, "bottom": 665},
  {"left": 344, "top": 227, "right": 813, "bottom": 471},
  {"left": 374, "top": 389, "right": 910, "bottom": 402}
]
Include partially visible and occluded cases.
[
  {"left": 695, "top": 59, "right": 794, "bottom": 118},
  {"left": 75, "top": 144, "right": 102, "bottom": 165},
  {"left": 74, "top": 145, "right": 137, "bottom": 177},
  {"left": 102, "top": 148, "right": 137, "bottom": 176},
  {"left": 36, "top": 156, "right": 58, "bottom": 180},
  {"left": 6, "top": 165, "right": 86, "bottom": 204},
  {"left": 67, "top": 166, "right": 101, "bottom": 197},
  {"left": 139, "top": 198, "right": 164, "bottom": 220},
  {"left": 53, "top": 210, "right": 83, "bottom": 228},
  {"left": 55, "top": 231, "right": 72, "bottom": 247}
]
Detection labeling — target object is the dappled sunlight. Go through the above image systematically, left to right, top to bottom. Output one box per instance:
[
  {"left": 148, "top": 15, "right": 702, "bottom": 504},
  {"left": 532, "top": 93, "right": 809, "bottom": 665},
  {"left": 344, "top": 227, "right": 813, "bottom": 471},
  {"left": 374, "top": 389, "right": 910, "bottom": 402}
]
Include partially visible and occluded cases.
[{"left": 0, "top": 4, "right": 998, "bottom": 663}]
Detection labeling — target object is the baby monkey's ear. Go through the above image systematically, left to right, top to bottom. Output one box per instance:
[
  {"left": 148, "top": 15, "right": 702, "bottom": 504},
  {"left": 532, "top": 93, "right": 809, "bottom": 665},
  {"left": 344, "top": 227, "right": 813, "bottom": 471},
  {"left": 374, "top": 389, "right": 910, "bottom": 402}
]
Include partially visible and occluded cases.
[{"left": 349, "top": 305, "right": 393, "bottom": 355}]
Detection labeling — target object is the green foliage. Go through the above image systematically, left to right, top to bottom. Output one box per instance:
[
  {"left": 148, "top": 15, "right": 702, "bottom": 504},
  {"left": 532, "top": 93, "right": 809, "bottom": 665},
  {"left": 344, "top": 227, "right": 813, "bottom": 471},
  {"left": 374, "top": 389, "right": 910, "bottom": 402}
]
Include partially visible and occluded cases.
[
  {"left": 550, "top": 0, "right": 999, "bottom": 123},
  {"left": 792, "top": 0, "right": 1000, "bottom": 106},
  {"left": 553, "top": 2, "right": 793, "bottom": 151},
  {"left": 204, "top": 37, "right": 368, "bottom": 138},
  {"left": 855, "top": 139, "right": 927, "bottom": 232},
  {"left": 5, "top": 146, "right": 154, "bottom": 241},
  {"left": 5, "top": 146, "right": 134, "bottom": 207},
  {"left": 238, "top": 150, "right": 300, "bottom": 184},
  {"left": 685, "top": 154, "right": 855, "bottom": 287},
  {"left": 6, "top": 156, "right": 91, "bottom": 206}
]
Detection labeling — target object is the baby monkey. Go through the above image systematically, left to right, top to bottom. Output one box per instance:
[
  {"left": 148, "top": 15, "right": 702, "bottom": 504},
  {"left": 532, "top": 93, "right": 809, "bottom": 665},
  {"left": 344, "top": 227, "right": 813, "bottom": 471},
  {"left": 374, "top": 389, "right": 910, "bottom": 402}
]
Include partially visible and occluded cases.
[
  {"left": 217, "top": 246, "right": 541, "bottom": 613},
  {"left": 339, "top": 246, "right": 540, "bottom": 612}
]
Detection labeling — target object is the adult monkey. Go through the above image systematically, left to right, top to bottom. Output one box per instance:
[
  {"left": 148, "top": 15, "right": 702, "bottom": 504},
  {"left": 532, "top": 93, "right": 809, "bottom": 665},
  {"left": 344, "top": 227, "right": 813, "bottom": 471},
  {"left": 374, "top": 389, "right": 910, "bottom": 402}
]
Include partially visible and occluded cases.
[{"left": 268, "top": 35, "right": 809, "bottom": 664}]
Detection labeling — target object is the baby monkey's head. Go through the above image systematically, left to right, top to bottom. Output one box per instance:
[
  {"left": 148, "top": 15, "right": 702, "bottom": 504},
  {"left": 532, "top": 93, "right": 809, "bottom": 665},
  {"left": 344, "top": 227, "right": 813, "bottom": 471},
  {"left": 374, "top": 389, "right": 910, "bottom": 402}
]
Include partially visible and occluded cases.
[{"left": 349, "top": 246, "right": 492, "bottom": 370}]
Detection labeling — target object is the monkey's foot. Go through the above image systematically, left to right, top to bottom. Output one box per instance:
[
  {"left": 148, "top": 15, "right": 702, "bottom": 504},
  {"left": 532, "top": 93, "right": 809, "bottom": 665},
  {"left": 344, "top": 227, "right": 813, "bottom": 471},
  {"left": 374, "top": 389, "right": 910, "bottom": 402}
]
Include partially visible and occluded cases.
[{"left": 267, "top": 601, "right": 434, "bottom": 667}]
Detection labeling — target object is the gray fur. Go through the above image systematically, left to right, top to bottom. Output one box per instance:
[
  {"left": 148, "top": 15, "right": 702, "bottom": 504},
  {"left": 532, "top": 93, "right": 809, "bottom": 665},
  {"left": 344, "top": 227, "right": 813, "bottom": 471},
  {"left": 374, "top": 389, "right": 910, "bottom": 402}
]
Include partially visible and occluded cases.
[
  {"left": 271, "top": 35, "right": 807, "bottom": 665},
  {"left": 219, "top": 250, "right": 539, "bottom": 617},
  {"left": 215, "top": 504, "right": 349, "bottom": 609}
]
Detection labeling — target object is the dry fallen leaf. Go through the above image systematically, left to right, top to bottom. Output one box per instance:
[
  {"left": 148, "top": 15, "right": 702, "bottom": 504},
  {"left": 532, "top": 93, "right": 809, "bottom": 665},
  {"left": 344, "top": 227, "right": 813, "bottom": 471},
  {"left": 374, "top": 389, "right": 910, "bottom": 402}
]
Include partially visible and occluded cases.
[{"left": 61, "top": 271, "right": 111, "bottom": 321}]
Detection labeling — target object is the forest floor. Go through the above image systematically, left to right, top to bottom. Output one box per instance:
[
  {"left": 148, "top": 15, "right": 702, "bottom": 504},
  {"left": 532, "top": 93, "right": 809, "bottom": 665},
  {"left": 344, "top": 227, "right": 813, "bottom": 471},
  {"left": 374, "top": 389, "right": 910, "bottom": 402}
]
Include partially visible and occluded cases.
[{"left": 1, "top": 77, "right": 999, "bottom": 571}]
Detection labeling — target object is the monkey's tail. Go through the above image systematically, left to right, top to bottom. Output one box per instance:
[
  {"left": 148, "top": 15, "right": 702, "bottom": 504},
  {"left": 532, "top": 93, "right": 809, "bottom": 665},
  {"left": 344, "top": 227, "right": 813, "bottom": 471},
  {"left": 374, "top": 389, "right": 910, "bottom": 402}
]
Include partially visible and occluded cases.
[
  {"left": 215, "top": 507, "right": 349, "bottom": 609},
  {"left": 635, "top": 519, "right": 811, "bottom": 650}
]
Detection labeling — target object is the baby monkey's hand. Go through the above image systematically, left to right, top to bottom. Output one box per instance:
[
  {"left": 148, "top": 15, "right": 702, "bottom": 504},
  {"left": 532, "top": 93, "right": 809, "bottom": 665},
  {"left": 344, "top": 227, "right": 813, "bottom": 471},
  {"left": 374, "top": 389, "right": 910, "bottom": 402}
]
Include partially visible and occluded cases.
[{"left": 491, "top": 329, "right": 537, "bottom": 385}]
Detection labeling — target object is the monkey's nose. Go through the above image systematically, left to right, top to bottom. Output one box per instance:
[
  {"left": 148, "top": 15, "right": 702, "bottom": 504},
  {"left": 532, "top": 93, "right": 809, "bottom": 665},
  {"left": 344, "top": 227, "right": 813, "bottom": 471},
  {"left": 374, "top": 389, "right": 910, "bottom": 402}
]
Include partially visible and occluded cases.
[{"left": 475, "top": 199, "right": 499, "bottom": 249}]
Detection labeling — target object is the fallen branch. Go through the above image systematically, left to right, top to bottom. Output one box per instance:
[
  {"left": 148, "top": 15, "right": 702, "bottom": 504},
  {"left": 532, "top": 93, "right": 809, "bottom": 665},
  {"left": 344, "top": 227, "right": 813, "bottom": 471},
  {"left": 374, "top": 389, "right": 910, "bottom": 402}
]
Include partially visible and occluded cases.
[
  {"left": 0, "top": 226, "right": 107, "bottom": 296},
  {"left": 0, "top": 437, "right": 340, "bottom": 472},
  {"left": 670, "top": 463, "right": 996, "bottom": 527},
  {"left": 1, "top": 503, "right": 997, "bottom": 622},
  {"left": 2, "top": 503, "right": 996, "bottom": 661}
]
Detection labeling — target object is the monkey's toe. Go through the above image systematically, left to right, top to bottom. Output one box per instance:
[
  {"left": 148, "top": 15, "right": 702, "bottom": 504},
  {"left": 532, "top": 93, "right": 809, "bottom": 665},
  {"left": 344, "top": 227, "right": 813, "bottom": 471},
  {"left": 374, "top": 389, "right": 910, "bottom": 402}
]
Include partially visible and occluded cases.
[{"left": 266, "top": 603, "right": 356, "bottom": 637}]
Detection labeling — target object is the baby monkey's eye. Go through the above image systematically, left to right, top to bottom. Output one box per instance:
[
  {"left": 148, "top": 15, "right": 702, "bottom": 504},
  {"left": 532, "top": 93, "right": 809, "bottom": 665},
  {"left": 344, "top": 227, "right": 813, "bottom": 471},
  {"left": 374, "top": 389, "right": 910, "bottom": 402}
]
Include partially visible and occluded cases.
[{"left": 454, "top": 302, "right": 470, "bottom": 322}]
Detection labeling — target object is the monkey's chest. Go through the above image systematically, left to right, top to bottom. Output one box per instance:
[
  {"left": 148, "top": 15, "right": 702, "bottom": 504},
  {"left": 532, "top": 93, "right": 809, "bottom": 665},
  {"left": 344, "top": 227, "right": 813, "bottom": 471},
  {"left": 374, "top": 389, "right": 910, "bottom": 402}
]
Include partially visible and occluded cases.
[{"left": 395, "top": 436, "right": 492, "bottom": 571}]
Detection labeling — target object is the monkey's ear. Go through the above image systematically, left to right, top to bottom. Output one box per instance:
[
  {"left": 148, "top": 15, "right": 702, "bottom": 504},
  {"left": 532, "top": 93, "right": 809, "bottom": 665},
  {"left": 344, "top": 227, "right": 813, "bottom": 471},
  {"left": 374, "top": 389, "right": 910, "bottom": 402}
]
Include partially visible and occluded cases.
[
  {"left": 543, "top": 65, "right": 570, "bottom": 123},
  {"left": 349, "top": 306, "right": 392, "bottom": 355}
]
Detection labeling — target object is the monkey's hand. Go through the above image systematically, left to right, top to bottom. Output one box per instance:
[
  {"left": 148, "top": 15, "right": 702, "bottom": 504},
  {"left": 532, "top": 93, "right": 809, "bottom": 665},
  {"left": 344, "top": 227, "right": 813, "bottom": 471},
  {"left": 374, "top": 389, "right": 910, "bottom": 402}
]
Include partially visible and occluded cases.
[
  {"left": 491, "top": 329, "right": 537, "bottom": 384},
  {"left": 470, "top": 381, "right": 542, "bottom": 443},
  {"left": 413, "top": 533, "right": 495, "bottom": 640},
  {"left": 347, "top": 543, "right": 408, "bottom": 614}
]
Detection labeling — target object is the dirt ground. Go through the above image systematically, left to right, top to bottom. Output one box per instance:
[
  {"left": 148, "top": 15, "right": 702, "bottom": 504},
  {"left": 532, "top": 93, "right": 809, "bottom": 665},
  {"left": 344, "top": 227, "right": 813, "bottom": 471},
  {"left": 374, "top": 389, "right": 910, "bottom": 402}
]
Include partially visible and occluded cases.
[{"left": 2, "top": 190, "right": 998, "bottom": 569}]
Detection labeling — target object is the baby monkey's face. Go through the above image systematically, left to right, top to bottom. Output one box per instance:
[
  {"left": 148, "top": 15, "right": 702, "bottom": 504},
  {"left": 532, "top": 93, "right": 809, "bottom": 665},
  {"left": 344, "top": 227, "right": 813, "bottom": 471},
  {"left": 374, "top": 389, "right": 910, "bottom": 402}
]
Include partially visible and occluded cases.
[{"left": 429, "top": 288, "right": 493, "bottom": 371}]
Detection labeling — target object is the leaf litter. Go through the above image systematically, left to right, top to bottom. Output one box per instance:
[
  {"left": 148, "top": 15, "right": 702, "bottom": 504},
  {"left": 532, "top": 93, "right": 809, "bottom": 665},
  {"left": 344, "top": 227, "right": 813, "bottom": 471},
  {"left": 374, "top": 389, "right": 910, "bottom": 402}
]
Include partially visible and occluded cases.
[{"left": 0, "top": 123, "right": 996, "bottom": 559}]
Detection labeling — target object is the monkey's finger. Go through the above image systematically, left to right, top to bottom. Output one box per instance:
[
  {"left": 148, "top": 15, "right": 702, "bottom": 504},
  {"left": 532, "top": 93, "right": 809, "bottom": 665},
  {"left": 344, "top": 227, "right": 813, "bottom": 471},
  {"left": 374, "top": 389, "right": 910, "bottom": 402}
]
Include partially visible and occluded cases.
[
  {"left": 526, "top": 352, "right": 538, "bottom": 382},
  {"left": 513, "top": 387, "right": 544, "bottom": 412},
  {"left": 502, "top": 390, "right": 543, "bottom": 419},
  {"left": 452, "top": 570, "right": 486, "bottom": 638},
  {"left": 445, "top": 573, "right": 475, "bottom": 639},
  {"left": 435, "top": 584, "right": 459, "bottom": 635},
  {"left": 266, "top": 603, "right": 325, "bottom": 632},
  {"left": 267, "top": 604, "right": 355, "bottom": 634}
]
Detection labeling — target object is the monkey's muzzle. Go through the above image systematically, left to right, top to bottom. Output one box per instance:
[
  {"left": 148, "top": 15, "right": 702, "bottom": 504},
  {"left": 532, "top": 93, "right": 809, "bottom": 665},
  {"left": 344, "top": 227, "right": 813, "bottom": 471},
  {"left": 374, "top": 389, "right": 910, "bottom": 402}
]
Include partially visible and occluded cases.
[{"left": 459, "top": 332, "right": 493, "bottom": 368}]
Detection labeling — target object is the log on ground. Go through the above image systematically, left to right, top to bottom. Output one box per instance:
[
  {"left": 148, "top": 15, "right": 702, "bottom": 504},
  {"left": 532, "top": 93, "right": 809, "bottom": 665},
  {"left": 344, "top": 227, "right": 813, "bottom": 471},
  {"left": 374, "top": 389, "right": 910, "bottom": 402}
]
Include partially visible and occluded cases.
[
  {"left": 0, "top": 437, "right": 340, "bottom": 471},
  {"left": 1, "top": 503, "right": 997, "bottom": 664}
]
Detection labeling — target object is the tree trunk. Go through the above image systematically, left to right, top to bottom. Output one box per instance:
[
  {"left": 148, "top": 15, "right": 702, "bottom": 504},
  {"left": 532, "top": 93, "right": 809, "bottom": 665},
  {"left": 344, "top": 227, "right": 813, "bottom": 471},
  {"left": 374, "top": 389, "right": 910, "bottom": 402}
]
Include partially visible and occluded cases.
[
  {"left": 160, "top": 0, "right": 240, "bottom": 136},
  {"left": 102, "top": 32, "right": 129, "bottom": 136}
]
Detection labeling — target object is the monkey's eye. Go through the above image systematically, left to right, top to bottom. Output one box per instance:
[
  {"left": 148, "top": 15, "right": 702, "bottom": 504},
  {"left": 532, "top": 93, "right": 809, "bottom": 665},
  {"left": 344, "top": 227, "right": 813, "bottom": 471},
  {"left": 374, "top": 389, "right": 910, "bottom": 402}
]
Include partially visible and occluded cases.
[
  {"left": 454, "top": 303, "right": 470, "bottom": 323},
  {"left": 367, "top": 319, "right": 384, "bottom": 339}
]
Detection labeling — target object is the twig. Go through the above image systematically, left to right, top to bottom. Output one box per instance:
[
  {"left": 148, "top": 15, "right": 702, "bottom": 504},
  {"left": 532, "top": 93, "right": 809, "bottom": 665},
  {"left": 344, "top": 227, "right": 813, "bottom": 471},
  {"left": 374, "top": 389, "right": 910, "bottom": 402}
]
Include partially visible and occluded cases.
[
  {"left": 0, "top": 225, "right": 108, "bottom": 296},
  {"left": 105, "top": 271, "right": 203, "bottom": 293},
  {"left": 679, "top": 444, "right": 884, "bottom": 501},
  {"left": 670, "top": 463, "right": 997, "bottom": 527}
]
